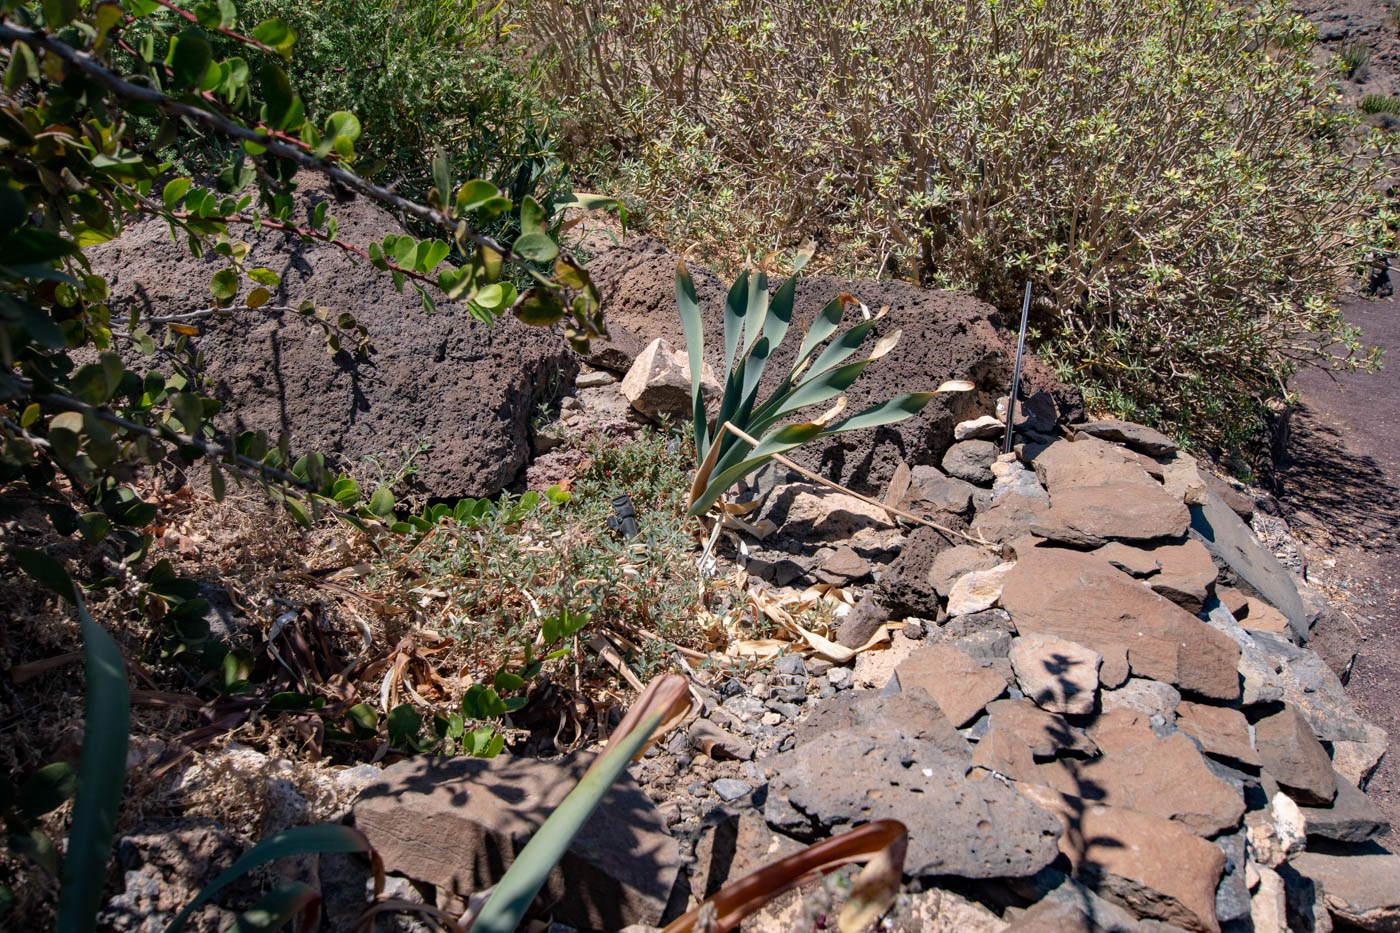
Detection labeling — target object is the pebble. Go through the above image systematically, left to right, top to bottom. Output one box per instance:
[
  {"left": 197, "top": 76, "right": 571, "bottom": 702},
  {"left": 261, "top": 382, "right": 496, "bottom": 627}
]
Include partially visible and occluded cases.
[
  {"left": 574, "top": 370, "right": 617, "bottom": 388},
  {"left": 775, "top": 655, "right": 807, "bottom": 677},
  {"left": 827, "top": 667, "right": 854, "bottom": 689},
  {"left": 723, "top": 695, "right": 766, "bottom": 720},
  {"left": 766, "top": 700, "right": 802, "bottom": 720},
  {"left": 761, "top": 711, "right": 783, "bottom": 727},
  {"left": 713, "top": 778, "right": 753, "bottom": 802}
]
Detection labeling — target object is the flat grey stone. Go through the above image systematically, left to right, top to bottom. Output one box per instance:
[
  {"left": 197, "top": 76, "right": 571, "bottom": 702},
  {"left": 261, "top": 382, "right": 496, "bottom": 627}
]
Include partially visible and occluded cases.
[{"left": 1189, "top": 491, "right": 1305, "bottom": 638}]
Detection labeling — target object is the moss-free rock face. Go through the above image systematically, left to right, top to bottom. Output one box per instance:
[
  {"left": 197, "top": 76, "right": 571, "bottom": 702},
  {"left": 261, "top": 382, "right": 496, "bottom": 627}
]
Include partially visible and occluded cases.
[{"left": 88, "top": 181, "right": 576, "bottom": 499}]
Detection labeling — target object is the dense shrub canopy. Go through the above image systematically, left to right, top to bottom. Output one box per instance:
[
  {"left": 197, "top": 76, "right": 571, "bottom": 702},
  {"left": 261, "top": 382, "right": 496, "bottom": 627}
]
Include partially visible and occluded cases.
[{"left": 532, "top": 0, "right": 1395, "bottom": 451}]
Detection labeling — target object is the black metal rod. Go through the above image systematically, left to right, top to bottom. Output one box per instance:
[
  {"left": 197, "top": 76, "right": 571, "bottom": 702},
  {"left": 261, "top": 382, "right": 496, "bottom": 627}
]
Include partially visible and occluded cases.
[{"left": 1003, "top": 282, "right": 1033, "bottom": 455}]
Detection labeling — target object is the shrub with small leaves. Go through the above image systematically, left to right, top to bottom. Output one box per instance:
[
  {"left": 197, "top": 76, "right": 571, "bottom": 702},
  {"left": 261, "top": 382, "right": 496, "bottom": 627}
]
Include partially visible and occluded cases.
[{"left": 532, "top": 0, "right": 1395, "bottom": 453}]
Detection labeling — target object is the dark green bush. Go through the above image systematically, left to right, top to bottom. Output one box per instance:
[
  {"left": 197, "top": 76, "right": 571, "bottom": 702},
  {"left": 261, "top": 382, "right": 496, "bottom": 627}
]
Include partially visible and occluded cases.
[{"left": 234, "top": 0, "right": 572, "bottom": 237}]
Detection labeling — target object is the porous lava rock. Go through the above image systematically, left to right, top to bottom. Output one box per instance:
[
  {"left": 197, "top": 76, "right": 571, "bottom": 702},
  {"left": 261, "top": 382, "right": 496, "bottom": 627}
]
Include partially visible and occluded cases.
[{"left": 87, "top": 181, "right": 574, "bottom": 499}]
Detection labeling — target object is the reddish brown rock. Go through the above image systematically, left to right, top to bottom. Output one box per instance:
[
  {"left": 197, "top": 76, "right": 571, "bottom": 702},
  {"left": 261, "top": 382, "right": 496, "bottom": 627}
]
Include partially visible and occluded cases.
[
  {"left": 1075, "top": 419, "right": 1177, "bottom": 456},
  {"left": 1024, "top": 435, "right": 1159, "bottom": 492},
  {"left": 1030, "top": 482, "right": 1190, "bottom": 548},
  {"left": 1142, "top": 538, "right": 1218, "bottom": 613},
  {"left": 1094, "top": 541, "right": 1161, "bottom": 577},
  {"left": 926, "top": 544, "right": 1002, "bottom": 597},
  {"left": 1000, "top": 547, "right": 1241, "bottom": 701},
  {"left": 1216, "top": 585, "right": 1250, "bottom": 618},
  {"left": 1241, "top": 597, "right": 1291, "bottom": 635},
  {"left": 896, "top": 644, "right": 1007, "bottom": 727},
  {"left": 987, "top": 699, "right": 1099, "bottom": 759},
  {"left": 1176, "top": 701, "right": 1261, "bottom": 769},
  {"left": 1254, "top": 706, "right": 1337, "bottom": 806},
  {"left": 1087, "top": 708, "right": 1160, "bottom": 755},
  {"left": 1044, "top": 733, "right": 1245, "bottom": 838},
  {"left": 1017, "top": 783, "right": 1227, "bottom": 933},
  {"left": 1291, "top": 850, "right": 1400, "bottom": 931}
]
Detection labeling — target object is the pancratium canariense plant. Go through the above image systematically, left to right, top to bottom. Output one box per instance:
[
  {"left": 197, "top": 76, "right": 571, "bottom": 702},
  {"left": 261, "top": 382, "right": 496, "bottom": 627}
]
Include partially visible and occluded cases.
[{"left": 680, "top": 250, "right": 970, "bottom": 518}]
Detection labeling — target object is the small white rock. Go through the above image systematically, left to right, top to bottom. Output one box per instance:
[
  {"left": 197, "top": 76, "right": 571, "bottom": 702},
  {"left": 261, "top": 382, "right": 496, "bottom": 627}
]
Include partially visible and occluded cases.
[{"left": 954, "top": 415, "right": 1005, "bottom": 441}]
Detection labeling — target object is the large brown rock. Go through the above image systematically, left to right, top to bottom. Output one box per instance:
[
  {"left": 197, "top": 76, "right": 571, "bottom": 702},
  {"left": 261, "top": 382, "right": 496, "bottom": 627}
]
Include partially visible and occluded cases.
[
  {"left": 87, "top": 182, "right": 575, "bottom": 499},
  {"left": 587, "top": 237, "right": 1083, "bottom": 494},
  {"left": 1075, "top": 419, "right": 1177, "bottom": 456},
  {"left": 1023, "top": 435, "right": 1159, "bottom": 493},
  {"left": 1030, "top": 482, "right": 1190, "bottom": 548},
  {"left": 1141, "top": 538, "right": 1219, "bottom": 613},
  {"left": 1000, "top": 546, "right": 1241, "bottom": 700},
  {"left": 895, "top": 643, "right": 1008, "bottom": 726},
  {"left": 790, "top": 687, "right": 971, "bottom": 758},
  {"left": 986, "top": 698, "right": 1099, "bottom": 759},
  {"left": 1254, "top": 706, "right": 1337, "bottom": 806},
  {"left": 763, "top": 733, "right": 1063, "bottom": 879},
  {"left": 351, "top": 754, "right": 681, "bottom": 929},
  {"left": 1017, "top": 783, "right": 1227, "bottom": 932},
  {"left": 1291, "top": 849, "right": 1400, "bottom": 931}
]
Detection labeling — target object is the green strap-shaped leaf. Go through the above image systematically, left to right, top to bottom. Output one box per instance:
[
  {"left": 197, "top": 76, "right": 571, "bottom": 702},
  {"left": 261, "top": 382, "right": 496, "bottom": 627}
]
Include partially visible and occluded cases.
[
  {"left": 675, "top": 263, "right": 709, "bottom": 457},
  {"left": 740, "top": 268, "right": 770, "bottom": 357},
  {"left": 721, "top": 270, "right": 749, "bottom": 383},
  {"left": 758, "top": 274, "right": 797, "bottom": 360},
  {"left": 790, "top": 296, "right": 846, "bottom": 377},
  {"left": 748, "top": 315, "right": 884, "bottom": 428},
  {"left": 802, "top": 315, "right": 882, "bottom": 382},
  {"left": 714, "top": 337, "right": 771, "bottom": 464},
  {"left": 745, "top": 358, "right": 872, "bottom": 439},
  {"left": 818, "top": 393, "right": 937, "bottom": 437},
  {"left": 688, "top": 423, "right": 825, "bottom": 517},
  {"left": 54, "top": 593, "right": 129, "bottom": 933},
  {"left": 467, "top": 709, "right": 669, "bottom": 933},
  {"left": 164, "top": 825, "right": 377, "bottom": 933},
  {"left": 229, "top": 883, "right": 320, "bottom": 933}
]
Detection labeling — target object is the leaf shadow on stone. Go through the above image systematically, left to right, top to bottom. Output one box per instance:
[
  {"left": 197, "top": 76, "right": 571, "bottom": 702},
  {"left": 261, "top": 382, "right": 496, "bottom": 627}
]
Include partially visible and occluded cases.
[{"left": 349, "top": 753, "right": 683, "bottom": 930}]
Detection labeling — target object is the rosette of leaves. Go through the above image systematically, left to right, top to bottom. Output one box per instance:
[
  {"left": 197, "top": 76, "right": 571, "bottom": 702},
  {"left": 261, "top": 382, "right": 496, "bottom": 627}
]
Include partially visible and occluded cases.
[{"left": 678, "top": 253, "right": 970, "bottom": 517}]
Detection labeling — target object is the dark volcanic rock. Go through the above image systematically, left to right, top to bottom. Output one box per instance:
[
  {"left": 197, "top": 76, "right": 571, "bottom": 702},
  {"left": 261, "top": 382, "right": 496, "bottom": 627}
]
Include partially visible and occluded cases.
[
  {"left": 88, "top": 181, "right": 574, "bottom": 499},
  {"left": 587, "top": 238, "right": 1083, "bottom": 494},
  {"left": 1254, "top": 706, "right": 1338, "bottom": 807},
  {"left": 352, "top": 754, "right": 680, "bottom": 929}
]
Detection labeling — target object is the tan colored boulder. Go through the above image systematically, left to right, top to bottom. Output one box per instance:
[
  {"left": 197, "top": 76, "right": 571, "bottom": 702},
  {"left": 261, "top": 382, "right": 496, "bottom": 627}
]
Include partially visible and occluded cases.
[
  {"left": 619, "top": 337, "right": 719, "bottom": 421},
  {"left": 1024, "top": 435, "right": 1160, "bottom": 492},
  {"left": 972, "top": 493, "right": 1050, "bottom": 543},
  {"left": 1143, "top": 538, "right": 1218, "bottom": 613},
  {"left": 1094, "top": 541, "right": 1161, "bottom": 577},
  {"left": 927, "top": 543, "right": 1002, "bottom": 597},
  {"left": 1000, "top": 546, "right": 1241, "bottom": 700},
  {"left": 945, "top": 562, "right": 1014, "bottom": 615},
  {"left": 1241, "top": 596, "right": 1291, "bottom": 635},
  {"left": 1009, "top": 633, "right": 1101, "bottom": 715},
  {"left": 896, "top": 644, "right": 1007, "bottom": 727},
  {"left": 1087, "top": 708, "right": 1160, "bottom": 755},
  {"left": 1017, "top": 783, "right": 1227, "bottom": 932},
  {"left": 1246, "top": 791, "right": 1306, "bottom": 868},
  {"left": 1251, "top": 865, "right": 1289, "bottom": 933}
]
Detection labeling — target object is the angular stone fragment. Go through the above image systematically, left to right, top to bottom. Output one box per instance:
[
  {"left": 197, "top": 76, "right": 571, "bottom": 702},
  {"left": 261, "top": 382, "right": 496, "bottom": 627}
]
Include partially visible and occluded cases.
[
  {"left": 620, "top": 337, "right": 719, "bottom": 421},
  {"left": 955, "top": 415, "right": 1005, "bottom": 441},
  {"left": 1076, "top": 419, "right": 1177, "bottom": 456},
  {"left": 1023, "top": 435, "right": 1159, "bottom": 492},
  {"left": 943, "top": 439, "right": 999, "bottom": 485},
  {"left": 1156, "top": 450, "right": 1210, "bottom": 506},
  {"left": 990, "top": 457, "right": 1047, "bottom": 502},
  {"left": 907, "top": 465, "right": 978, "bottom": 516},
  {"left": 1030, "top": 482, "right": 1190, "bottom": 548},
  {"left": 1190, "top": 491, "right": 1305, "bottom": 638},
  {"left": 972, "top": 494, "right": 1050, "bottom": 543},
  {"left": 880, "top": 522, "right": 968, "bottom": 618},
  {"left": 1142, "top": 538, "right": 1218, "bottom": 613},
  {"left": 1093, "top": 542, "right": 1161, "bottom": 578},
  {"left": 926, "top": 543, "right": 1002, "bottom": 597},
  {"left": 813, "top": 544, "right": 870, "bottom": 586},
  {"left": 1000, "top": 547, "right": 1241, "bottom": 701},
  {"left": 945, "top": 562, "right": 1014, "bottom": 616},
  {"left": 834, "top": 592, "right": 890, "bottom": 648},
  {"left": 1241, "top": 597, "right": 1291, "bottom": 635},
  {"left": 1202, "top": 602, "right": 1286, "bottom": 707},
  {"left": 1308, "top": 604, "right": 1362, "bottom": 685},
  {"left": 1250, "top": 631, "right": 1376, "bottom": 745},
  {"left": 1009, "top": 634, "right": 1101, "bottom": 715},
  {"left": 895, "top": 644, "right": 1007, "bottom": 727},
  {"left": 1099, "top": 678, "right": 1181, "bottom": 720},
  {"left": 790, "top": 686, "right": 970, "bottom": 758},
  {"left": 987, "top": 698, "right": 1099, "bottom": 759},
  {"left": 1176, "top": 701, "right": 1260, "bottom": 769},
  {"left": 1253, "top": 707, "right": 1337, "bottom": 806},
  {"left": 1087, "top": 708, "right": 1161, "bottom": 755},
  {"left": 688, "top": 720, "right": 755, "bottom": 761},
  {"left": 1332, "top": 722, "right": 1389, "bottom": 790},
  {"left": 1047, "top": 732, "right": 1246, "bottom": 838},
  {"left": 764, "top": 733, "right": 1063, "bottom": 879},
  {"left": 353, "top": 754, "right": 680, "bottom": 930},
  {"left": 1297, "top": 774, "right": 1391, "bottom": 842},
  {"left": 1017, "top": 783, "right": 1227, "bottom": 932},
  {"left": 1246, "top": 791, "right": 1306, "bottom": 868},
  {"left": 1291, "top": 849, "right": 1400, "bottom": 932},
  {"left": 1251, "top": 865, "right": 1289, "bottom": 933},
  {"left": 1002, "top": 881, "right": 1147, "bottom": 932},
  {"left": 889, "top": 887, "right": 1010, "bottom": 933}
]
